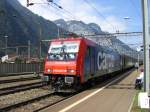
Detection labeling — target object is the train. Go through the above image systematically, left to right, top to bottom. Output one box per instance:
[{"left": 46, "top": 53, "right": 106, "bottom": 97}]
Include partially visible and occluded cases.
[{"left": 42, "top": 37, "right": 139, "bottom": 92}]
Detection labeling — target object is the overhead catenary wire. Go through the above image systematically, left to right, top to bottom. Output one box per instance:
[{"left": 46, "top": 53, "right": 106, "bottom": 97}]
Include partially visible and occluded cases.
[
  {"left": 26, "top": 0, "right": 143, "bottom": 52},
  {"left": 27, "top": 0, "right": 77, "bottom": 21},
  {"left": 28, "top": 0, "right": 118, "bottom": 33},
  {"left": 83, "top": 0, "right": 118, "bottom": 33},
  {"left": 43, "top": 2, "right": 71, "bottom": 20},
  {"left": 47, "top": 3, "right": 77, "bottom": 20},
  {"left": 84, "top": 31, "right": 142, "bottom": 37}
]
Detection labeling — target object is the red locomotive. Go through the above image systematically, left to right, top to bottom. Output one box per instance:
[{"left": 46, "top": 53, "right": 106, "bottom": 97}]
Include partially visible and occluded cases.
[{"left": 43, "top": 37, "right": 136, "bottom": 92}]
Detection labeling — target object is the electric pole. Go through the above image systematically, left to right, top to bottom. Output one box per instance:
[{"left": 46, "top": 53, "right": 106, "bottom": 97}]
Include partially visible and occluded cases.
[
  {"left": 141, "top": 0, "right": 150, "bottom": 94},
  {"left": 39, "top": 23, "right": 42, "bottom": 59},
  {"left": 4, "top": 35, "right": 8, "bottom": 55},
  {"left": 28, "top": 40, "right": 31, "bottom": 60},
  {"left": 16, "top": 47, "right": 19, "bottom": 56}
]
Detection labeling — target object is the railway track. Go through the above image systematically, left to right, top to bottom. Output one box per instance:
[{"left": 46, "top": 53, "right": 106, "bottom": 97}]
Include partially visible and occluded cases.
[
  {"left": 0, "top": 69, "right": 134, "bottom": 112},
  {"left": 1, "top": 70, "right": 133, "bottom": 112},
  {"left": 0, "top": 72, "right": 46, "bottom": 96},
  {"left": 0, "top": 73, "right": 40, "bottom": 77},
  {"left": 0, "top": 74, "right": 74, "bottom": 112},
  {"left": 0, "top": 76, "right": 40, "bottom": 84},
  {"left": 0, "top": 78, "right": 43, "bottom": 89},
  {"left": 0, "top": 81, "right": 46, "bottom": 96},
  {"left": 0, "top": 91, "right": 73, "bottom": 112},
  {"left": 0, "top": 92, "right": 54, "bottom": 112},
  {"left": 33, "top": 95, "right": 72, "bottom": 112}
]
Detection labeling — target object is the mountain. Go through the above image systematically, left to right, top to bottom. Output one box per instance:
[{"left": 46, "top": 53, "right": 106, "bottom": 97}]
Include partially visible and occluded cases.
[
  {"left": 0, "top": 0, "right": 59, "bottom": 56},
  {"left": 0, "top": 0, "right": 137, "bottom": 58},
  {"left": 54, "top": 19, "right": 104, "bottom": 35},
  {"left": 54, "top": 19, "right": 137, "bottom": 55},
  {"left": 88, "top": 23, "right": 103, "bottom": 34}
]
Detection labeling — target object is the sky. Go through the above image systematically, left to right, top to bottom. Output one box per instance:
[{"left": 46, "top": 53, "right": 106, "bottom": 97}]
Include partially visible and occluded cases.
[{"left": 17, "top": 0, "right": 150, "bottom": 49}]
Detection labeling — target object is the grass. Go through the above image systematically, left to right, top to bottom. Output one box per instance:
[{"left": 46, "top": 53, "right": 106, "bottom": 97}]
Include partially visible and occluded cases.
[{"left": 131, "top": 89, "right": 150, "bottom": 112}]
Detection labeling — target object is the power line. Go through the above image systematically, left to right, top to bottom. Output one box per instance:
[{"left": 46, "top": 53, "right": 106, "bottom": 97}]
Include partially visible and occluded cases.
[
  {"left": 28, "top": 0, "right": 77, "bottom": 20},
  {"left": 83, "top": 0, "right": 118, "bottom": 32},
  {"left": 42, "top": 2, "right": 70, "bottom": 20},
  {"left": 47, "top": 3, "right": 77, "bottom": 20},
  {"left": 60, "top": 8, "right": 77, "bottom": 20},
  {"left": 84, "top": 31, "right": 142, "bottom": 37}
]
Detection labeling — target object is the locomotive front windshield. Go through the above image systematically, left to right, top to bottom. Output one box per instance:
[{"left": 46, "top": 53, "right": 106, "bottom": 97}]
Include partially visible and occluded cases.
[{"left": 47, "top": 41, "right": 80, "bottom": 61}]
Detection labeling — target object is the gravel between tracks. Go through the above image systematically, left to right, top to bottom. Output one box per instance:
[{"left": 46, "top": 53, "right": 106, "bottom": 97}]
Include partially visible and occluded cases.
[
  {"left": 0, "top": 88, "right": 51, "bottom": 108},
  {"left": 9, "top": 95, "right": 65, "bottom": 112}
]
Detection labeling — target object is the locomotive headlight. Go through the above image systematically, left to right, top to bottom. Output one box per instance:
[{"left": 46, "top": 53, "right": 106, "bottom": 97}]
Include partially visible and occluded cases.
[
  {"left": 47, "top": 69, "right": 52, "bottom": 73},
  {"left": 67, "top": 69, "right": 75, "bottom": 73},
  {"left": 70, "top": 70, "right": 75, "bottom": 73}
]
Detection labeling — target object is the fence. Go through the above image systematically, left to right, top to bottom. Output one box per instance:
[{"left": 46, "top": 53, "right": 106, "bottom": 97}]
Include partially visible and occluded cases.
[{"left": 0, "top": 63, "right": 44, "bottom": 75}]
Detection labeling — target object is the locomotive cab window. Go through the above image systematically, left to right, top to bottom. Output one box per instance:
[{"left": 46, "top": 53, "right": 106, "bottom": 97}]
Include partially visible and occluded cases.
[{"left": 47, "top": 41, "right": 79, "bottom": 61}]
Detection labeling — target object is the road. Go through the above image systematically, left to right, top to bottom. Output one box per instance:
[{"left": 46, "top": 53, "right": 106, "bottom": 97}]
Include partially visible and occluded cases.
[{"left": 41, "top": 69, "right": 139, "bottom": 112}]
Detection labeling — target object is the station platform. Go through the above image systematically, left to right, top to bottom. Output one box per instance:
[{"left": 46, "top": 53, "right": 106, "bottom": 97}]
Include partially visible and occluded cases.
[{"left": 40, "top": 69, "right": 140, "bottom": 112}]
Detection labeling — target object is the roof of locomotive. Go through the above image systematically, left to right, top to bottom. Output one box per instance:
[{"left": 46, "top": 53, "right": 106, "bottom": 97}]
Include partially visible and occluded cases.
[
  {"left": 49, "top": 37, "right": 120, "bottom": 55},
  {"left": 50, "top": 37, "right": 96, "bottom": 46},
  {"left": 50, "top": 37, "right": 82, "bottom": 42}
]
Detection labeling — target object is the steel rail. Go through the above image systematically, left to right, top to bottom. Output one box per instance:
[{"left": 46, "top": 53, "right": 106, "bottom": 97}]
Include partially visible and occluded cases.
[
  {"left": 0, "top": 77, "right": 39, "bottom": 84},
  {"left": 0, "top": 81, "right": 46, "bottom": 96},
  {"left": 0, "top": 93, "right": 54, "bottom": 112}
]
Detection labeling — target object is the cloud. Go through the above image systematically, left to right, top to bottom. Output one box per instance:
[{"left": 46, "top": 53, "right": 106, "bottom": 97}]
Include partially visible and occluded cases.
[
  {"left": 17, "top": 0, "right": 126, "bottom": 33},
  {"left": 58, "top": 0, "right": 126, "bottom": 32}
]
